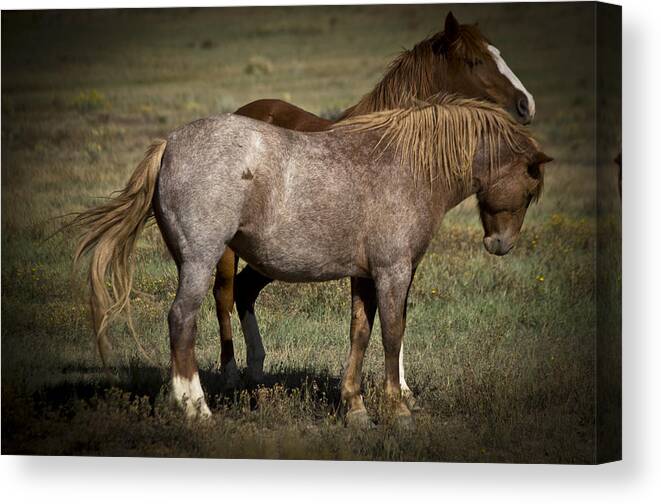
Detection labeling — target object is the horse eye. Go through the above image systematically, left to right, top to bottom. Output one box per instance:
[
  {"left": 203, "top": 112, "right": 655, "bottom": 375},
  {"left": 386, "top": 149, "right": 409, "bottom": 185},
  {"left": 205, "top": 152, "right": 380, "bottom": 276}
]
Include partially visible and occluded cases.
[
  {"left": 465, "top": 58, "right": 483, "bottom": 69},
  {"left": 527, "top": 163, "right": 541, "bottom": 179}
]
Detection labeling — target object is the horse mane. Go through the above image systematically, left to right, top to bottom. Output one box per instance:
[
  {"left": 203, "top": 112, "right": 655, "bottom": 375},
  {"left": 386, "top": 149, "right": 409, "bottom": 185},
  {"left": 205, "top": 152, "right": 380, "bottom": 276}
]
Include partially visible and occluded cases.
[
  {"left": 429, "top": 22, "right": 492, "bottom": 64},
  {"left": 343, "top": 23, "right": 493, "bottom": 118},
  {"left": 335, "top": 95, "right": 538, "bottom": 193}
]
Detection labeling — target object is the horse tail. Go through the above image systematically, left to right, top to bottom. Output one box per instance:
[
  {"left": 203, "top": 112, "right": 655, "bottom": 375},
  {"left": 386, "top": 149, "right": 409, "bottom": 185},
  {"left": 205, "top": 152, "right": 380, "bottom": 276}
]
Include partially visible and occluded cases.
[{"left": 72, "top": 139, "right": 167, "bottom": 365}]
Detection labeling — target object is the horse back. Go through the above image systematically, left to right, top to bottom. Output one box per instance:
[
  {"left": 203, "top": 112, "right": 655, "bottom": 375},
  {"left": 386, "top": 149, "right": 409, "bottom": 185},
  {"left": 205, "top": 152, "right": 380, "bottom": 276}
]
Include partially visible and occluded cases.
[{"left": 234, "top": 99, "right": 333, "bottom": 132}]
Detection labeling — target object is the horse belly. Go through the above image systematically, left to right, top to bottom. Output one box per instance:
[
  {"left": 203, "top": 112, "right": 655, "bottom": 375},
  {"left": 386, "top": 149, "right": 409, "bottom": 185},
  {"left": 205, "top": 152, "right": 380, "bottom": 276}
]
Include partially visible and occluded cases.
[{"left": 230, "top": 225, "right": 361, "bottom": 283}]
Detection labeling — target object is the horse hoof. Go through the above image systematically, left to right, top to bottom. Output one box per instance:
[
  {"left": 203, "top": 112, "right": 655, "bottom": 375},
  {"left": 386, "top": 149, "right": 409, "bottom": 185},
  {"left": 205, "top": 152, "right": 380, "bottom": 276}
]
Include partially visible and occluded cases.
[
  {"left": 221, "top": 360, "right": 241, "bottom": 389},
  {"left": 247, "top": 368, "right": 265, "bottom": 386},
  {"left": 403, "top": 392, "right": 422, "bottom": 413},
  {"left": 179, "top": 399, "right": 212, "bottom": 421},
  {"left": 197, "top": 403, "right": 213, "bottom": 421},
  {"left": 345, "top": 409, "right": 375, "bottom": 430},
  {"left": 395, "top": 414, "right": 415, "bottom": 431}
]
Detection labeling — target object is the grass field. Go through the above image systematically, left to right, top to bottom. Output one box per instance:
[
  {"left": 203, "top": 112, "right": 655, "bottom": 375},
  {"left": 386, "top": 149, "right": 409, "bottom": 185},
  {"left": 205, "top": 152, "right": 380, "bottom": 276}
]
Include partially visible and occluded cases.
[{"left": 1, "top": 4, "right": 621, "bottom": 462}]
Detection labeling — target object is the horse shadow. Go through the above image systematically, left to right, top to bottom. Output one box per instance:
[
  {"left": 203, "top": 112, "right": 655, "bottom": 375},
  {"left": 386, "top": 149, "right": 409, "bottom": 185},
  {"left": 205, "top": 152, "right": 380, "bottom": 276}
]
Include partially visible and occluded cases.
[{"left": 31, "top": 361, "right": 343, "bottom": 414}]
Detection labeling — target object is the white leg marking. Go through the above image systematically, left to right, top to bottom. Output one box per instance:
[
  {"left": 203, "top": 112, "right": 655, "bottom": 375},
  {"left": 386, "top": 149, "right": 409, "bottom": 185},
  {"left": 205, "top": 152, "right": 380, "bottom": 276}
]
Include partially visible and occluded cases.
[
  {"left": 487, "top": 44, "right": 536, "bottom": 118},
  {"left": 240, "top": 312, "right": 266, "bottom": 382},
  {"left": 399, "top": 340, "right": 411, "bottom": 393},
  {"left": 171, "top": 372, "right": 211, "bottom": 418}
]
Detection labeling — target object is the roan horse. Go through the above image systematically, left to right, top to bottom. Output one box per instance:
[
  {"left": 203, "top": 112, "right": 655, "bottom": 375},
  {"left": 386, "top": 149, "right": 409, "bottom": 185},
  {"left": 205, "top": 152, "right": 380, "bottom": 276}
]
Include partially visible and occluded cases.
[
  {"left": 214, "top": 13, "right": 537, "bottom": 407},
  {"left": 73, "top": 96, "right": 552, "bottom": 426}
]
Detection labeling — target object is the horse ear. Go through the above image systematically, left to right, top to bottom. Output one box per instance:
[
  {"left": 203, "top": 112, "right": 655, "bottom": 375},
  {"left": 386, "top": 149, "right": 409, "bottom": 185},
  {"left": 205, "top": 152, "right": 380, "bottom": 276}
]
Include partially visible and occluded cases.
[
  {"left": 444, "top": 11, "right": 460, "bottom": 42},
  {"left": 532, "top": 151, "right": 554, "bottom": 165}
]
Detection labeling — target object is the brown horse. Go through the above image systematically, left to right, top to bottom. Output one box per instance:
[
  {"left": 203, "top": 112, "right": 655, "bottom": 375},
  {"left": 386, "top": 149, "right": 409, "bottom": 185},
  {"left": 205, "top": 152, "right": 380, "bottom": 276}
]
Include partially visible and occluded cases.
[
  {"left": 215, "top": 12, "right": 537, "bottom": 407},
  {"left": 73, "top": 96, "right": 551, "bottom": 425}
]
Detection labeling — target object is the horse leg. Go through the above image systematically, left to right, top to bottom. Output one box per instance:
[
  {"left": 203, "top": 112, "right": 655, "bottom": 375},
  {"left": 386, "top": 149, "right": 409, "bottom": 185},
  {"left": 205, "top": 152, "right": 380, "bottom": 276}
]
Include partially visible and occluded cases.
[
  {"left": 212, "top": 249, "right": 240, "bottom": 388},
  {"left": 169, "top": 260, "right": 217, "bottom": 419},
  {"left": 374, "top": 264, "right": 414, "bottom": 427},
  {"left": 234, "top": 265, "right": 273, "bottom": 384},
  {"left": 399, "top": 268, "right": 421, "bottom": 412},
  {"left": 341, "top": 277, "right": 377, "bottom": 428},
  {"left": 398, "top": 341, "right": 419, "bottom": 412}
]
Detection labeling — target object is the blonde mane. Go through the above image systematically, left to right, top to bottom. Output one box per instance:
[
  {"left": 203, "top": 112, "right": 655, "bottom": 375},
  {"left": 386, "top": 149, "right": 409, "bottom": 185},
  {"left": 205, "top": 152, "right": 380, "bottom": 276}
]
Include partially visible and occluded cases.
[{"left": 336, "top": 95, "right": 536, "bottom": 191}]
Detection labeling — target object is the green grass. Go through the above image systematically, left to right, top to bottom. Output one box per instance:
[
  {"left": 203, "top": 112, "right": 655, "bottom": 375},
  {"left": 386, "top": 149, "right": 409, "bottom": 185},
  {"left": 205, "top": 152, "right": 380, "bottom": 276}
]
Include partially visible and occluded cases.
[{"left": 1, "top": 4, "right": 620, "bottom": 462}]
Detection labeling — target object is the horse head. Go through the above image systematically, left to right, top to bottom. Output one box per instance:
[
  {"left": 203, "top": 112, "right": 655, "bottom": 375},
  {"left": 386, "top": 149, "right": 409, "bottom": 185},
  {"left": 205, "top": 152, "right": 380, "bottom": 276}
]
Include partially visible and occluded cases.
[
  {"left": 431, "top": 12, "right": 536, "bottom": 124},
  {"left": 476, "top": 147, "right": 553, "bottom": 255}
]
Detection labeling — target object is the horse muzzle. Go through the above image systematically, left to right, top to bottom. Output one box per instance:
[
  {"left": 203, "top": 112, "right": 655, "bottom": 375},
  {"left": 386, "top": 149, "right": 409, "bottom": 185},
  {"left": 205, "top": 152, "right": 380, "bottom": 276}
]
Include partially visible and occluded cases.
[{"left": 483, "top": 235, "right": 514, "bottom": 256}]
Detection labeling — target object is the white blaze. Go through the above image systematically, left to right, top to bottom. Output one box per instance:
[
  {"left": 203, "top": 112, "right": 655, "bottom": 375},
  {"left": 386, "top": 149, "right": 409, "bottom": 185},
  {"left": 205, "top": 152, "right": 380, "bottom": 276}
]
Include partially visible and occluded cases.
[{"left": 487, "top": 44, "right": 536, "bottom": 118}]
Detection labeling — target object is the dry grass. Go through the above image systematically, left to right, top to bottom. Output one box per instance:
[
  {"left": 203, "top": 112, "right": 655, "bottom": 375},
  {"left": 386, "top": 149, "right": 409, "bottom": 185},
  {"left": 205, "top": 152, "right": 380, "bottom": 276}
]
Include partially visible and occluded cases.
[{"left": 1, "top": 4, "right": 620, "bottom": 462}]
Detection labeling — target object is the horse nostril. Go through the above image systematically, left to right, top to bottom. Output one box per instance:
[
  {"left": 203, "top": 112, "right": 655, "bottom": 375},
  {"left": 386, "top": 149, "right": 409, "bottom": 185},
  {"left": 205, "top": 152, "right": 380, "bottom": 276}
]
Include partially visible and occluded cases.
[
  {"left": 517, "top": 97, "right": 529, "bottom": 118},
  {"left": 484, "top": 235, "right": 512, "bottom": 256},
  {"left": 484, "top": 236, "right": 501, "bottom": 254}
]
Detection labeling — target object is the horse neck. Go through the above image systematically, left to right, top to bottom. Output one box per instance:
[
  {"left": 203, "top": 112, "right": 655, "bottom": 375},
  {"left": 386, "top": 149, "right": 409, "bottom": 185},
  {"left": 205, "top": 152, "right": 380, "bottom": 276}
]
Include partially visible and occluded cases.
[
  {"left": 340, "top": 47, "right": 447, "bottom": 119},
  {"left": 436, "top": 140, "right": 513, "bottom": 214},
  {"left": 432, "top": 176, "right": 477, "bottom": 217}
]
